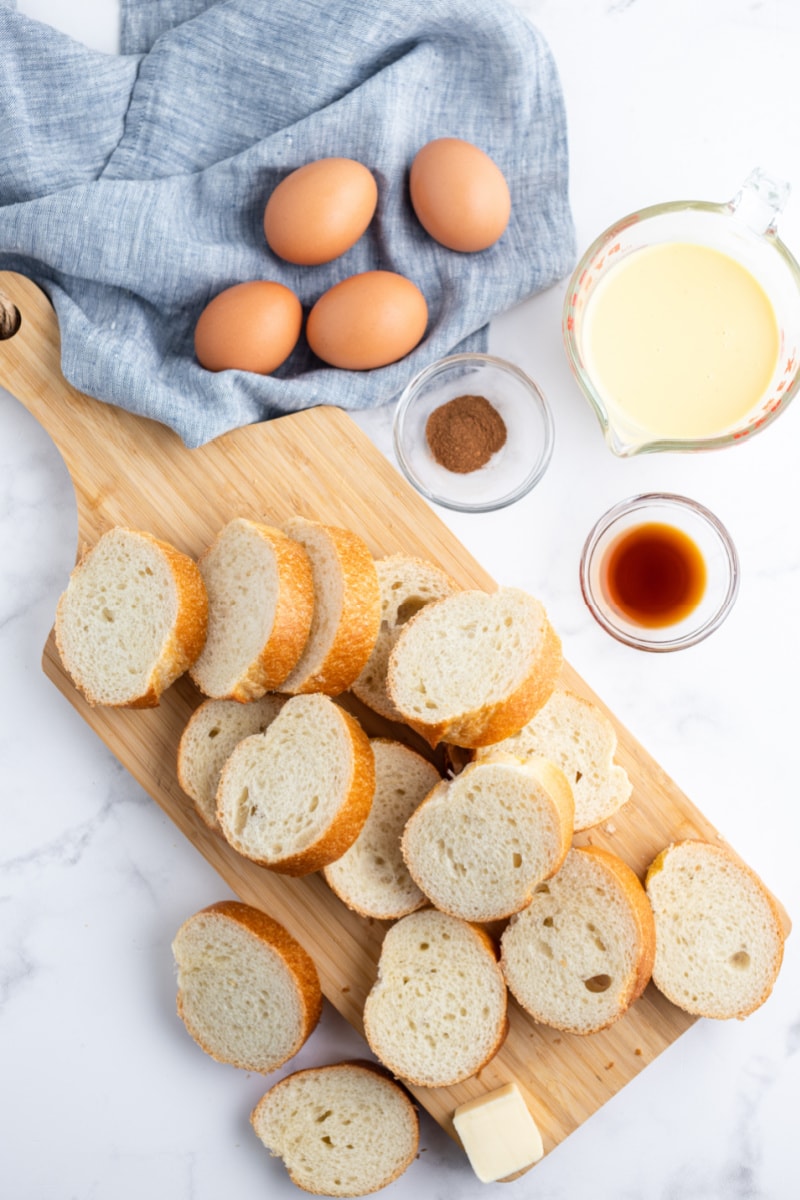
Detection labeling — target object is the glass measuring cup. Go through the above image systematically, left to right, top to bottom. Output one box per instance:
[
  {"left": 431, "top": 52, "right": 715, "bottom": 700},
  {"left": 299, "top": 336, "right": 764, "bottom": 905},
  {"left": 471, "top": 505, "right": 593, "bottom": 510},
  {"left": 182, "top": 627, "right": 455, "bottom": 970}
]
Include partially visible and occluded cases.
[{"left": 562, "top": 170, "right": 800, "bottom": 456}]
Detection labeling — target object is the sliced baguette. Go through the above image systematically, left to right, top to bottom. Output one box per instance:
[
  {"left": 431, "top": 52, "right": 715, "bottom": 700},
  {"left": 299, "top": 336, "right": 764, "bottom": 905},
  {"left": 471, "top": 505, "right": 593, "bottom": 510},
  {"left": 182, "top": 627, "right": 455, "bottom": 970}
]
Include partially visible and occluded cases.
[
  {"left": 190, "top": 518, "right": 314, "bottom": 701},
  {"left": 279, "top": 518, "right": 380, "bottom": 696},
  {"left": 55, "top": 526, "right": 207, "bottom": 707},
  {"left": 351, "top": 554, "right": 458, "bottom": 721},
  {"left": 386, "top": 587, "right": 562, "bottom": 748},
  {"left": 475, "top": 687, "right": 632, "bottom": 831},
  {"left": 216, "top": 693, "right": 375, "bottom": 875},
  {"left": 177, "top": 694, "right": 285, "bottom": 830},
  {"left": 323, "top": 739, "right": 440, "bottom": 920},
  {"left": 401, "top": 754, "right": 574, "bottom": 923},
  {"left": 645, "top": 839, "right": 785, "bottom": 1019},
  {"left": 501, "top": 846, "right": 656, "bottom": 1035},
  {"left": 172, "top": 900, "right": 322, "bottom": 1073},
  {"left": 363, "top": 908, "right": 508, "bottom": 1087},
  {"left": 251, "top": 1062, "right": 419, "bottom": 1198}
]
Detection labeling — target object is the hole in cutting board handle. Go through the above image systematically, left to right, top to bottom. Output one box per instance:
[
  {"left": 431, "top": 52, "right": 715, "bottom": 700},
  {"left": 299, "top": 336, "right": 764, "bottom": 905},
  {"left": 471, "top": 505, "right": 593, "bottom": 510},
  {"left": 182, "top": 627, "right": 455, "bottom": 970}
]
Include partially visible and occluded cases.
[{"left": 0, "top": 291, "right": 21, "bottom": 340}]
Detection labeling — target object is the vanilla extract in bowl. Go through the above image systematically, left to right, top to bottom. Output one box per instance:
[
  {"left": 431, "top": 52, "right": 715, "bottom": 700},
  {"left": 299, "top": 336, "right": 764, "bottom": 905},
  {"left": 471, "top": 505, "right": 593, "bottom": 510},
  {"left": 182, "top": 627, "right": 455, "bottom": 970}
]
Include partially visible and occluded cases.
[
  {"left": 580, "top": 494, "right": 739, "bottom": 651},
  {"left": 602, "top": 521, "right": 707, "bottom": 629}
]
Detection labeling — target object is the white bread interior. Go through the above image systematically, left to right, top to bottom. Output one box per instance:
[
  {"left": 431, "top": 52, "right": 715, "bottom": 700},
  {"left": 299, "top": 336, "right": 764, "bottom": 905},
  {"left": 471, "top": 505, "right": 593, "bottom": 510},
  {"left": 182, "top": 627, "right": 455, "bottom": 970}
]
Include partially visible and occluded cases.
[
  {"left": 55, "top": 525, "right": 207, "bottom": 707},
  {"left": 352, "top": 554, "right": 457, "bottom": 721},
  {"left": 386, "top": 586, "right": 562, "bottom": 748},
  {"left": 475, "top": 687, "right": 632, "bottom": 831},
  {"left": 177, "top": 694, "right": 285, "bottom": 829},
  {"left": 323, "top": 738, "right": 440, "bottom": 919},
  {"left": 401, "top": 754, "right": 574, "bottom": 922},
  {"left": 645, "top": 839, "right": 785, "bottom": 1019},
  {"left": 501, "top": 846, "right": 656, "bottom": 1034},
  {"left": 172, "top": 900, "right": 322, "bottom": 1073},
  {"left": 363, "top": 908, "right": 508, "bottom": 1088},
  {"left": 251, "top": 1062, "right": 419, "bottom": 1198}
]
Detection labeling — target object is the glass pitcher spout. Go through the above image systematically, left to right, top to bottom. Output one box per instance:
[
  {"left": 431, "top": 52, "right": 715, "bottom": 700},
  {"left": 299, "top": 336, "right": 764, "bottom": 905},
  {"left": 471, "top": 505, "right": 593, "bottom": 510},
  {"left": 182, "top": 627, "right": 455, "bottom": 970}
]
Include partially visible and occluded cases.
[{"left": 729, "top": 169, "right": 791, "bottom": 237}]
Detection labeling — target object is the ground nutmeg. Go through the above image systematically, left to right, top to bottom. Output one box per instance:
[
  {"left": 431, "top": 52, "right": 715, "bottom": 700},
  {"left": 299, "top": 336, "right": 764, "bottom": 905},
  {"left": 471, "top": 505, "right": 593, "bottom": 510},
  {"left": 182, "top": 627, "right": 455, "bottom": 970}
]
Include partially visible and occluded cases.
[{"left": 425, "top": 393, "right": 507, "bottom": 473}]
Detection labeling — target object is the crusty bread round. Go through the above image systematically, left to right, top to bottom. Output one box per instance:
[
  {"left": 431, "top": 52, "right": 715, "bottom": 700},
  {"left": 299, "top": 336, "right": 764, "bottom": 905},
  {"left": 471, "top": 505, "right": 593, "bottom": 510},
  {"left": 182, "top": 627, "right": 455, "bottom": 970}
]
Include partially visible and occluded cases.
[
  {"left": 190, "top": 518, "right": 314, "bottom": 701},
  {"left": 279, "top": 518, "right": 381, "bottom": 696},
  {"left": 55, "top": 526, "right": 208, "bottom": 707},
  {"left": 351, "top": 555, "right": 458, "bottom": 721},
  {"left": 386, "top": 587, "right": 563, "bottom": 748},
  {"left": 475, "top": 687, "right": 632, "bottom": 832},
  {"left": 177, "top": 694, "right": 285, "bottom": 830},
  {"left": 216, "top": 694, "right": 375, "bottom": 875},
  {"left": 323, "top": 739, "right": 440, "bottom": 920},
  {"left": 401, "top": 754, "right": 574, "bottom": 922},
  {"left": 645, "top": 839, "right": 785, "bottom": 1019},
  {"left": 501, "top": 846, "right": 656, "bottom": 1035},
  {"left": 172, "top": 900, "right": 322, "bottom": 1073},
  {"left": 363, "top": 908, "right": 508, "bottom": 1087},
  {"left": 251, "top": 1061, "right": 419, "bottom": 1197}
]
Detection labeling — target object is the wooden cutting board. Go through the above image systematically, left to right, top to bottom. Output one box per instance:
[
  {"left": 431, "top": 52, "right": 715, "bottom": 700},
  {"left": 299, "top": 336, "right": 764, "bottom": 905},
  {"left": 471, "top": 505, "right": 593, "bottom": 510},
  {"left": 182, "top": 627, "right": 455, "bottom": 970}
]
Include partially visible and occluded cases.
[{"left": 0, "top": 269, "right": 790, "bottom": 1168}]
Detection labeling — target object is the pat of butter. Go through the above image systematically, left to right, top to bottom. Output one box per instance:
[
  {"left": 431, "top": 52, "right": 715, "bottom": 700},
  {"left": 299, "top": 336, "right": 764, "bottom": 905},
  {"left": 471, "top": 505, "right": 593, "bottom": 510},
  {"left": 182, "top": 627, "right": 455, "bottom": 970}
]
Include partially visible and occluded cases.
[{"left": 452, "top": 1082, "right": 544, "bottom": 1183}]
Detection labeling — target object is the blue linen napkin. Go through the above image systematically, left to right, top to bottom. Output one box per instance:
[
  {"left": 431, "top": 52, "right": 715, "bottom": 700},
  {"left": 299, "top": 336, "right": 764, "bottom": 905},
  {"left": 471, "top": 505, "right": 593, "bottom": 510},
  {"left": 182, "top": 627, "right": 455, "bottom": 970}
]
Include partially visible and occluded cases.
[{"left": 0, "top": 0, "right": 574, "bottom": 448}]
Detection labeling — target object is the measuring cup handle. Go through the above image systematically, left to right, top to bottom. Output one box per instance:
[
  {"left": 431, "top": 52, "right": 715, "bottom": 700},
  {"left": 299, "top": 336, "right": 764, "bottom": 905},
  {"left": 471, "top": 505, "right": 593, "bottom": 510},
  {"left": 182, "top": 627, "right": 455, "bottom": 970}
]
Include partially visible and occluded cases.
[{"left": 729, "top": 168, "right": 791, "bottom": 235}]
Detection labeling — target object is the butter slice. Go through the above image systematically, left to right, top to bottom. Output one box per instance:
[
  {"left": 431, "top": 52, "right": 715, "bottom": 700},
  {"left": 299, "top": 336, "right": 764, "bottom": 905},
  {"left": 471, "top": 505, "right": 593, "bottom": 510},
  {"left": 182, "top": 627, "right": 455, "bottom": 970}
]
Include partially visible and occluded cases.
[{"left": 452, "top": 1082, "right": 544, "bottom": 1183}]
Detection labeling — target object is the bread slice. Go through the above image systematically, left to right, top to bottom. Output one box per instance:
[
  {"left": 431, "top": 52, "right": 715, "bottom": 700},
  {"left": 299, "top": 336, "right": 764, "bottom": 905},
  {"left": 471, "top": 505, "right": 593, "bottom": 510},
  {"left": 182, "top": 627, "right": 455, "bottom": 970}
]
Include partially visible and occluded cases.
[
  {"left": 190, "top": 518, "right": 314, "bottom": 701},
  {"left": 279, "top": 518, "right": 380, "bottom": 696},
  {"left": 55, "top": 526, "right": 207, "bottom": 707},
  {"left": 351, "top": 554, "right": 458, "bottom": 721},
  {"left": 386, "top": 587, "right": 562, "bottom": 748},
  {"left": 475, "top": 687, "right": 632, "bottom": 831},
  {"left": 216, "top": 693, "right": 375, "bottom": 875},
  {"left": 177, "top": 694, "right": 285, "bottom": 830},
  {"left": 323, "top": 739, "right": 440, "bottom": 919},
  {"left": 401, "top": 754, "right": 574, "bottom": 922},
  {"left": 645, "top": 840, "right": 785, "bottom": 1019},
  {"left": 501, "top": 846, "right": 656, "bottom": 1035},
  {"left": 172, "top": 900, "right": 322, "bottom": 1073},
  {"left": 363, "top": 908, "right": 508, "bottom": 1087},
  {"left": 251, "top": 1062, "right": 419, "bottom": 1197}
]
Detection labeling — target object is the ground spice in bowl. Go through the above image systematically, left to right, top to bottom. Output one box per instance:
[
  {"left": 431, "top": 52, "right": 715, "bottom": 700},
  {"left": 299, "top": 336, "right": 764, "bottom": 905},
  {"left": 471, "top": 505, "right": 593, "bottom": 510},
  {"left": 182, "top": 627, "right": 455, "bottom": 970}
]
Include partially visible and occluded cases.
[{"left": 425, "top": 393, "right": 507, "bottom": 473}]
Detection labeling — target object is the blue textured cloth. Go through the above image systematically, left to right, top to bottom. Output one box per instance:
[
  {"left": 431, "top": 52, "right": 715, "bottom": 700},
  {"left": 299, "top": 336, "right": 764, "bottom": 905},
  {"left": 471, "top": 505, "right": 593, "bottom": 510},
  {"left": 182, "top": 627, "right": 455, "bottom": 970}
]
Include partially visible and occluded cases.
[{"left": 0, "top": 0, "right": 574, "bottom": 447}]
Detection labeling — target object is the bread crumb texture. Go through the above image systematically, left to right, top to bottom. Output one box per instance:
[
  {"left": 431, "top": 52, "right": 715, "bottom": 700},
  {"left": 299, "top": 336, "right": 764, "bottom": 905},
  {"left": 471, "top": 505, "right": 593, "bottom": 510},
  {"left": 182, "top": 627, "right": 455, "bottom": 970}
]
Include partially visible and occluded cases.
[
  {"left": 55, "top": 526, "right": 207, "bottom": 707},
  {"left": 352, "top": 554, "right": 458, "bottom": 721},
  {"left": 386, "top": 586, "right": 562, "bottom": 747},
  {"left": 475, "top": 687, "right": 632, "bottom": 831},
  {"left": 215, "top": 693, "right": 375, "bottom": 875},
  {"left": 177, "top": 694, "right": 285, "bottom": 829},
  {"left": 324, "top": 739, "right": 440, "bottom": 920},
  {"left": 401, "top": 755, "right": 573, "bottom": 922},
  {"left": 645, "top": 839, "right": 785, "bottom": 1019},
  {"left": 501, "top": 846, "right": 656, "bottom": 1035},
  {"left": 172, "top": 901, "right": 322, "bottom": 1073},
  {"left": 363, "top": 909, "right": 507, "bottom": 1087},
  {"left": 251, "top": 1062, "right": 419, "bottom": 1197}
]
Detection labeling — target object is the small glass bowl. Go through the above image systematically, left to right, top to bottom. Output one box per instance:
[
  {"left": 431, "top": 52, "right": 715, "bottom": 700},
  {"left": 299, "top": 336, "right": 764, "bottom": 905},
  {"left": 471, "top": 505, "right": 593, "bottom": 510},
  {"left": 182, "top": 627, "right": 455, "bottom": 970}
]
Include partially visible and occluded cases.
[
  {"left": 392, "top": 353, "right": 554, "bottom": 512},
  {"left": 579, "top": 493, "right": 740, "bottom": 651}
]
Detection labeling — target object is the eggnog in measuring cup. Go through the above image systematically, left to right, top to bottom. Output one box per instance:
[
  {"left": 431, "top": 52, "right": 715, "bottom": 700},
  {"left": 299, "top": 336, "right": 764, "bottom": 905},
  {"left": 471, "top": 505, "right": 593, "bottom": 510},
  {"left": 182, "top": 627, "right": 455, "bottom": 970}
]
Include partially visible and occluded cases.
[
  {"left": 563, "top": 172, "right": 800, "bottom": 455},
  {"left": 582, "top": 242, "right": 780, "bottom": 441}
]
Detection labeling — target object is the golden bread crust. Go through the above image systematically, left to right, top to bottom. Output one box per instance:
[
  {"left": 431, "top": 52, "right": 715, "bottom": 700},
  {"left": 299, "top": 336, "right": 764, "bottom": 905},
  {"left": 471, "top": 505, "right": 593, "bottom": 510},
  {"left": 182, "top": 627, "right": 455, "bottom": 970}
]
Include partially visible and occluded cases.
[
  {"left": 283, "top": 522, "right": 381, "bottom": 696},
  {"left": 233, "top": 523, "right": 314, "bottom": 700},
  {"left": 55, "top": 527, "right": 208, "bottom": 708},
  {"left": 386, "top": 590, "right": 563, "bottom": 749},
  {"left": 645, "top": 839, "right": 785, "bottom": 1019},
  {"left": 174, "top": 900, "right": 322, "bottom": 1070},
  {"left": 251, "top": 1061, "right": 419, "bottom": 1196}
]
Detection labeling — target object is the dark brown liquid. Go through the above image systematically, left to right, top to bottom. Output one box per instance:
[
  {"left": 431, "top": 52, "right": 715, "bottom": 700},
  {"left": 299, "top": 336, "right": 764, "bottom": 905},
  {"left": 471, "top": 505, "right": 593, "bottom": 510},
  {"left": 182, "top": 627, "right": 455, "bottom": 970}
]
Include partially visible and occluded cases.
[{"left": 602, "top": 522, "right": 707, "bottom": 628}]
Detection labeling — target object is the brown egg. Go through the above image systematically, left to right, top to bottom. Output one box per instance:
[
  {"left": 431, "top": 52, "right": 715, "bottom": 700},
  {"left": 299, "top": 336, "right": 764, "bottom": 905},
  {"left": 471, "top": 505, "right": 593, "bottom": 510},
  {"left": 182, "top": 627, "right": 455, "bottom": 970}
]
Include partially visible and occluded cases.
[
  {"left": 409, "top": 137, "right": 511, "bottom": 252},
  {"left": 264, "top": 158, "right": 378, "bottom": 266},
  {"left": 306, "top": 271, "right": 428, "bottom": 370},
  {"left": 194, "top": 280, "right": 302, "bottom": 374}
]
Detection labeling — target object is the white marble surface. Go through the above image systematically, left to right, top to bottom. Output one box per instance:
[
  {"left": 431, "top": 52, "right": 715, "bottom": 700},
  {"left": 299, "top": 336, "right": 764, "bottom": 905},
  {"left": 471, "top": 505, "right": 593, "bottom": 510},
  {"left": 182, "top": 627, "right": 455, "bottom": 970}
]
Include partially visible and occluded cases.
[{"left": 2, "top": 1, "right": 799, "bottom": 1197}]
